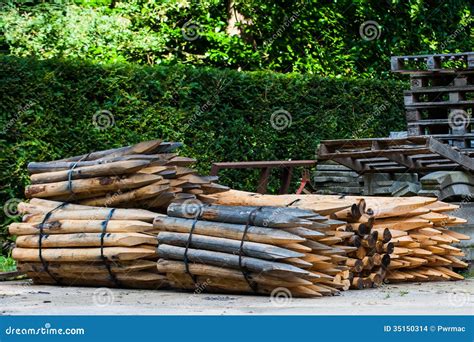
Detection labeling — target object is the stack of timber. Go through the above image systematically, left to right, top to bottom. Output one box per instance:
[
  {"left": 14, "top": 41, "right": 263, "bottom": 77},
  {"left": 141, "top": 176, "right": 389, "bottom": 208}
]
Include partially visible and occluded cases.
[
  {"left": 391, "top": 52, "right": 474, "bottom": 150},
  {"left": 24, "top": 139, "right": 229, "bottom": 211},
  {"left": 313, "top": 161, "right": 364, "bottom": 195},
  {"left": 313, "top": 162, "right": 421, "bottom": 197},
  {"left": 363, "top": 173, "right": 420, "bottom": 197},
  {"left": 207, "top": 190, "right": 470, "bottom": 283},
  {"left": 9, "top": 199, "right": 168, "bottom": 289},
  {"left": 385, "top": 201, "right": 470, "bottom": 282},
  {"left": 154, "top": 203, "right": 356, "bottom": 297},
  {"left": 342, "top": 213, "right": 393, "bottom": 289}
]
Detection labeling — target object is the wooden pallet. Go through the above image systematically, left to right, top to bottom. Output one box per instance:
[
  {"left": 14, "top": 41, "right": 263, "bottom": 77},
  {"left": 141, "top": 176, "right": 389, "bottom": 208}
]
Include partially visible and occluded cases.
[
  {"left": 391, "top": 52, "right": 474, "bottom": 73},
  {"left": 409, "top": 72, "right": 474, "bottom": 89},
  {"left": 405, "top": 85, "right": 474, "bottom": 95},
  {"left": 404, "top": 87, "right": 474, "bottom": 105},
  {"left": 404, "top": 100, "right": 474, "bottom": 109},
  {"left": 405, "top": 107, "right": 472, "bottom": 122},
  {"left": 406, "top": 121, "right": 471, "bottom": 139},
  {"left": 406, "top": 124, "right": 473, "bottom": 148},
  {"left": 426, "top": 134, "right": 474, "bottom": 150},
  {"left": 317, "top": 136, "right": 474, "bottom": 174}
]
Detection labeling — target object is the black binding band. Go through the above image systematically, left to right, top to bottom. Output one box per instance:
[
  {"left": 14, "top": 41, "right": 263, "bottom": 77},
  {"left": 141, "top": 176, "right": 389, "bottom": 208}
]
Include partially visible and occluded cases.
[
  {"left": 66, "top": 153, "right": 93, "bottom": 194},
  {"left": 286, "top": 199, "right": 300, "bottom": 207},
  {"left": 38, "top": 202, "right": 68, "bottom": 284},
  {"left": 183, "top": 205, "right": 205, "bottom": 285},
  {"left": 238, "top": 207, "right": 262, "bottom": 293},
  {"left": 100, "top": 208, "right": 120, "bottom": 287}
]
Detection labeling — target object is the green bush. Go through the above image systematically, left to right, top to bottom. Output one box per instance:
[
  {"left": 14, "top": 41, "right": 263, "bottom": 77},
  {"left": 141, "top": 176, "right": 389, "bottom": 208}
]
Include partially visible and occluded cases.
[
  {"left": 0, "top": 1, "right": 471, "bottom": 77},
  {"left": 0, "top": 55, "right": 407, "bottom": 244}
]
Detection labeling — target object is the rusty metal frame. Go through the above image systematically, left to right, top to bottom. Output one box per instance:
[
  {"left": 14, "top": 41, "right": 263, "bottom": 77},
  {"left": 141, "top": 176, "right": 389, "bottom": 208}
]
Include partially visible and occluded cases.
[{"left": 210, "top": 160, "right": 316, "bottom": 194}]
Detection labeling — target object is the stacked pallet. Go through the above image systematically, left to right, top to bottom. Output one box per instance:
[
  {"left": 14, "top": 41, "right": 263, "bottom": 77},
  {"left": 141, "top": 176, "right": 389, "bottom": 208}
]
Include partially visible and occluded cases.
[
  {"left": 391, "top": 52, "right": 474, "bottom": 149},
  {"left": 317, "top": 136, "right": 474, "bottom": 174},
  {"left": 25, "top": 139, "right": 228, "bottom": 211},
  {"left": 207, "top": 190, "right": 469, "bottom": 283},
  {"left": 9, "top": 199, "right": 168, "bottom": 289},
  {"left": 154, "top": 203, "right": 357, "bottom": 297}
]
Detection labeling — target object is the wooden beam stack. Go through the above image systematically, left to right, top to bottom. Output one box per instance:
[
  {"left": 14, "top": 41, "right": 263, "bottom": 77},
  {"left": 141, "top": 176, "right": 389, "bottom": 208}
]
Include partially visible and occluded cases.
[
  {"left": 25, "top": 139, "right": 229, "bottom": 211},
  {"left": 207, "top": 190, "right": 469, "bottom": 284},
  {"left": 9, "top": 199, "right": 168, "bottom": 289},
  {"left": 384, "top": 201, "right": 470, "bottom": 282},
  {"left": 154, "top": 203, "right": 356, "bottom": 297},
  {"left": 337, "top": 203, "right": 393, "bottom": 289}
]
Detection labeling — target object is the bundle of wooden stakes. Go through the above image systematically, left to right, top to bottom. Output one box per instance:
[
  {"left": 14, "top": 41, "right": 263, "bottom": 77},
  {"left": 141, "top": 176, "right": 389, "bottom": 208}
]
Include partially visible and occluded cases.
[
  {"left": 25, "top": 139, "right": 228, "bottom": 210},
  {"left": 207, "top": 190, "right": 469, "bottom": 284},
  {"left": 333, "top": 197, "right": 470, "bottom": 283},
  {"left": 9, "top": 199, "right": 168, "bottom": 289},
  {"left": 332, "top": 200, "right": 393, "bottom": 289},
  {"left": 383, "top": 201, "right": 470, "bottom": 282},
  {"left": 154, "top": 202, "right": 359, "bottom": 297}
]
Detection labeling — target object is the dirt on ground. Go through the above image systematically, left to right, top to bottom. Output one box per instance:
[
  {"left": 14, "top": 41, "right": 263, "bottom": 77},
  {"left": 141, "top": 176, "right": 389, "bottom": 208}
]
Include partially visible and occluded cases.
[{"left": 0, "top": 279, "right": 473, "bottom": 315}]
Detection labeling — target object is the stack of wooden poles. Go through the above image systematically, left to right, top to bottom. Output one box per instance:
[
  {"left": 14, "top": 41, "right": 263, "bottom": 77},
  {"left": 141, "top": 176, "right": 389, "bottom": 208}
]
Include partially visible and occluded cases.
[
  {"left": 24, "top": 139, "right": 228, "bottom": 211},
  {"left": 206, "top": 190, "right": 469, "bottom": 284},
  {"left": 8, "top": 192, "right": 469, "bottom": 294},
  {"left": 9, "top": 199, "right": 168, "bottom": 289},
  {"left": 333, "top": 200, "right": 393, "bottom": 289},
  {"left": 383, "top": 201, "right": 469, "bottom": 282},
  {"left": 154, "top": 202, "right": 358, "bottom": 297}
]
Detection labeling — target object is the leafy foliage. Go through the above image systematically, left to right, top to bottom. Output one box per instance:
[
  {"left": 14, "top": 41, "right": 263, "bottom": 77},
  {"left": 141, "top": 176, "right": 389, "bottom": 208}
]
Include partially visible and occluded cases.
[
  {"left": 0, "top": 0, "right": 472, "bottom": 77},
  {"left": 0, "top": 255, "right": 16, "bottom": 272}
]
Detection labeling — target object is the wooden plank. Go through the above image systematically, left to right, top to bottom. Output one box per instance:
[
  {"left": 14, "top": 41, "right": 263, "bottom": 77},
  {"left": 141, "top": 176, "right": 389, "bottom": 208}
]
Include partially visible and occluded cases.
[
  {"left": 404, "top": 85, "right": 474, "bottom": 94},
  {"left": 405, "top": 100, "right": 474, "bottom": 108},
  {"left": 408, "top": 119, "right": 457, "bottom": 126},
  {"left": 318, "top": 136, "right": 474, "bottom": 173},
  {"left": 320, "top": 136, "right": 429, "bottom": 148},
  {"left": 427, "top": 137, "right": 474, "bottom": 171},
  {"left": 319, "top": 147, "right": 431, "bottom": 159},
  {"left": 382, "top": 153, "right": 420, "bottom": 170},
  {"left": 331, "top": 157, "right": 366, "bottom": 173}
]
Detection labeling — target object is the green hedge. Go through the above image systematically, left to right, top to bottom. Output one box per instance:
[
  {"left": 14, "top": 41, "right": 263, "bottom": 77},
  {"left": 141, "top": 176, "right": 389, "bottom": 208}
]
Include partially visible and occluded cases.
[{"left": 0, "top": 56, "right": 407, "bottom": 245}]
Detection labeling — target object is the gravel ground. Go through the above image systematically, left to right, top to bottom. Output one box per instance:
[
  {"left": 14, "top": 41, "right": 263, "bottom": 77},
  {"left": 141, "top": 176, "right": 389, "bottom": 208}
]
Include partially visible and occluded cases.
[{"left": 0, "top": 279, "right": 473, "bottom": 315}]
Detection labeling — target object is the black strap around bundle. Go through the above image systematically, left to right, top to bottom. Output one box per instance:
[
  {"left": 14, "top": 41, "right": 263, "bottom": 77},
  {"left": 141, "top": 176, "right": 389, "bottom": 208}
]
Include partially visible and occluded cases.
[
  {"left": 66, "top": 152, "right": 93, "bottom": 194},
  {"left": 286, "top": 199, "right": 300, "bottom": 207},
  {"left": 38, "top": 202, "right": 68, "bottom": 284},
  {"left": 183, "top": 205, "right": 205, "bottom": 285},
  {"left": 238, "top": 207, "right": 262, "bottom": 293},
  {"left": 99, "top": 208, "right": 121, "bottom": 287}
]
